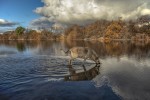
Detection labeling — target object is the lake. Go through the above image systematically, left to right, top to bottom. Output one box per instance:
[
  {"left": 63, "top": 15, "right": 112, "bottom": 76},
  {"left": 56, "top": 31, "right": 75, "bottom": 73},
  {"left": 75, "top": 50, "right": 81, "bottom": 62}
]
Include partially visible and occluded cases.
[{"left": 0, "top": 40, "right": 150, "bottom": 100}]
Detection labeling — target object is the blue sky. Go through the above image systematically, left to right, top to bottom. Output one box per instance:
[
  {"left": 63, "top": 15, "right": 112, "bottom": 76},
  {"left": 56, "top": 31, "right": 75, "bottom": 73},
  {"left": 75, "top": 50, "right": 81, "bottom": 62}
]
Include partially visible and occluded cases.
[{"left": 0, "top": 0, "right": 43, "bottom": 32}]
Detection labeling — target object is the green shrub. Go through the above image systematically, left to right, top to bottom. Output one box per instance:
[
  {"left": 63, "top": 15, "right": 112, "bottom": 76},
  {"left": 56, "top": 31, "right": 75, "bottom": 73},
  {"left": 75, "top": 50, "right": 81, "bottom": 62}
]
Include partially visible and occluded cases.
[{"left": 15, "top": 26, "right": 25, "bottom": 36}]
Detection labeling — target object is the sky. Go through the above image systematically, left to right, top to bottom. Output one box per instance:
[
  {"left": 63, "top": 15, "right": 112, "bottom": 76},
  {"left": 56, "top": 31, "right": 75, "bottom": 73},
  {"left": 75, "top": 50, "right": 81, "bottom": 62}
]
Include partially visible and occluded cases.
[
  {"left": 0, "top": 0, "right": 150, "bottom": 33},
  {"left": 0, "top": 0, "right": 43, "bottom": 33}
]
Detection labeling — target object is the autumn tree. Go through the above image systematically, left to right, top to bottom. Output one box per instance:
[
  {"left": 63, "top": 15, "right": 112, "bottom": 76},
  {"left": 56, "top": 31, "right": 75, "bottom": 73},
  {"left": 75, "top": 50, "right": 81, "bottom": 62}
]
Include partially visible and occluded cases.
[
  {"left": 138, "top": 15, "right": 150, "bottom": 25},
  {"left": 105, "top": 20, "right": 124, "bottom": 39},
  {"left": 65, "top": 25, "right": 84, "bottom": 40}
]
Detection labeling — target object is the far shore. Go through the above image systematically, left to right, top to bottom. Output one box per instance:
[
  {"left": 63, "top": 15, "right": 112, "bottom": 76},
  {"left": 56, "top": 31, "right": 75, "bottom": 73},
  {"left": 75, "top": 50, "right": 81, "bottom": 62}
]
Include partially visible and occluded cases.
[{"left": 0, "top": 38, "right": 149, "bottom": 42}]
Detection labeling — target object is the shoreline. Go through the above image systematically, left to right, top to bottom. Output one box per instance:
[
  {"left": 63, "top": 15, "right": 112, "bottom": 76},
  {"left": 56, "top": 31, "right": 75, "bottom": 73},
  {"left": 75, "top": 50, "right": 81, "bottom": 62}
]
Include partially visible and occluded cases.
[{"left": 0, "top": 38, "right": 149, "bottom": 42}]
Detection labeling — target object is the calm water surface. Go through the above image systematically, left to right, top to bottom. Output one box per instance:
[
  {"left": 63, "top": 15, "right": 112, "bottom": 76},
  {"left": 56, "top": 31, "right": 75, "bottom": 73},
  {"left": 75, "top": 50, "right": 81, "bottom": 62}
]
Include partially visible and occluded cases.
[{"left": 0, "top": 40, "right": 150, "bottom": 100}]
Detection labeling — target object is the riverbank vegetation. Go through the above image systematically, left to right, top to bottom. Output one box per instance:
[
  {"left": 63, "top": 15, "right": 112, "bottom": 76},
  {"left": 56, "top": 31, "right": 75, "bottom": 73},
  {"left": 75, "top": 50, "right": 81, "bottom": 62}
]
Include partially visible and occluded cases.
[
  {"left": 0, "top": 15, "right": 150, "bottom": 41},
  {"left": 63, "top": 16, "right": 150, "bottom": 41},
  {"left": 0, "top": 28, "right": 56, "bottom": 40}
]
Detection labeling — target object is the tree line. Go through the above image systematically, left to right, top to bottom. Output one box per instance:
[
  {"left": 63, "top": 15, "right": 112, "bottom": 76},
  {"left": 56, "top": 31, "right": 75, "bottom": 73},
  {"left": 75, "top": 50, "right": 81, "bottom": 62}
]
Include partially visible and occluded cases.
[
  {"left": 0, "top": 15, "right": 150, "bottom": 41},
  {"left": 63, "top": 15, "right": 150, "bottom": 40}
]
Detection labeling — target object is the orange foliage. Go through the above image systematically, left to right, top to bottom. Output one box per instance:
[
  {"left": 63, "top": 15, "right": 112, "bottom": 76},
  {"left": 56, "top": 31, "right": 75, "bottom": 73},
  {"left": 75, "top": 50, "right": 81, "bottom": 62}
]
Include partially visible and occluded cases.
[{"left": 105, "top": 21, "right": 123, "bottom": 39}]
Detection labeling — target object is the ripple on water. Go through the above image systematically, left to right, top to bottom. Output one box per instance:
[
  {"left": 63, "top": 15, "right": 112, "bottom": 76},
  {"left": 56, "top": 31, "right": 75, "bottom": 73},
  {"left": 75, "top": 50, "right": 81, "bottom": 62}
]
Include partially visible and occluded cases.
[{"left": 0, "top": 55, "right": 94, "bottom": 95}]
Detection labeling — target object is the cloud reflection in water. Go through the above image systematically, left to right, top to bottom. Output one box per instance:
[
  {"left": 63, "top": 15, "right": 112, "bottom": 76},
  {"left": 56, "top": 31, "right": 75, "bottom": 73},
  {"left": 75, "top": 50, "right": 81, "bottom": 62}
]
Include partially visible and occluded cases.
[{"left": 93, "top": 57, "right": 150, "bottom": 100}]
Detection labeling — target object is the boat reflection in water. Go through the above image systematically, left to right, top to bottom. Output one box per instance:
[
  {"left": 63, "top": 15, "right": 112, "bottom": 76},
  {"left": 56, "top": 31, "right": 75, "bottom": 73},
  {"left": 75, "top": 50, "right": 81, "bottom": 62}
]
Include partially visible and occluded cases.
[{"left": 64, "top": 64, "right": 100, "bottom": 81}]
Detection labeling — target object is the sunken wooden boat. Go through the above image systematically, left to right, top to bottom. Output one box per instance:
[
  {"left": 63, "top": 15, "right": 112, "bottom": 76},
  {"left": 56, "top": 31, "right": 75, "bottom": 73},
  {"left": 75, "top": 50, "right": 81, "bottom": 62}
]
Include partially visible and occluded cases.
[{"left": 64, "top": 64, "right": 100, "bottom": 81}]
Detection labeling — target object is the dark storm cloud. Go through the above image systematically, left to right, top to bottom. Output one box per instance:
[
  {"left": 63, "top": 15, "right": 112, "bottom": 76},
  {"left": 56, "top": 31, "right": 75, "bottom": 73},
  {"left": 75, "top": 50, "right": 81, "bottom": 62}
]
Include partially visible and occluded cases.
[{"left": 30, "top": 17, "right": 54, "bottom": 29}]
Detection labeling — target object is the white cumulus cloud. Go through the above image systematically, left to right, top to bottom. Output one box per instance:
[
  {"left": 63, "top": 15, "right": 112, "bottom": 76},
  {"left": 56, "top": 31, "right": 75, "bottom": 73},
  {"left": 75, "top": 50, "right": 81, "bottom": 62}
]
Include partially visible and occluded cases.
[{"left": 31, "top": 0, "right": 150, "bottom": 28}]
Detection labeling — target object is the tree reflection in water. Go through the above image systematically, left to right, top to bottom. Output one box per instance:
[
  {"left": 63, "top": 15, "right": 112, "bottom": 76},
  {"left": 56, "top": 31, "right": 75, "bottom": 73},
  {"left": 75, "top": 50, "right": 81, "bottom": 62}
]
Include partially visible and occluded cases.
[
  {"left": 0, "top": 40, "right": 150, "bottom": 60},
  {"left": 16, "top": 42, "right": 26, "bottom": 52}
]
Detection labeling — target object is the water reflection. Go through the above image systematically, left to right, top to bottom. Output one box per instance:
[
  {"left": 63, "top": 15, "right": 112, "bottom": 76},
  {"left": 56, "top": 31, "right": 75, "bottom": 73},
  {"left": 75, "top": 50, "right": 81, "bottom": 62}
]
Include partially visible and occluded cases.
[
  {"left": 0, "top": 40, "right": 150, "bottom": 100},
  {"left": 1, "top": 40, "right": 150, "bottom": 60},
  {"left": 64, "top": 40, "right": 150, "bottom": 59},
  {"left": 16, "top": 42, "right": 26, "bottom": 52},
  {"left": 93, "top": 57, "right": 150, "bottom": 100},
  {"left": 64, "top": 64, "right": 100, "bottom": 81}
]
